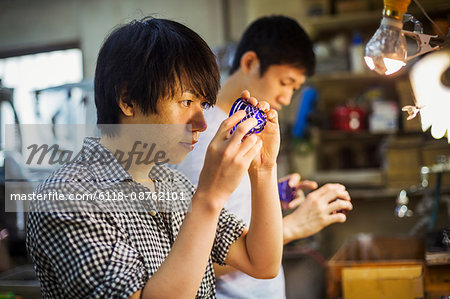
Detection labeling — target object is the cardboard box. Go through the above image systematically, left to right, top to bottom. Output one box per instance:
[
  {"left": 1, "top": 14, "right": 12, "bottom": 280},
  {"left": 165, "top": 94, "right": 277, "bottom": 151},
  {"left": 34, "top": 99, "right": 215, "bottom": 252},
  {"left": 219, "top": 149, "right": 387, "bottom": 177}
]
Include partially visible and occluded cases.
[
  {"left": 326, "top": 234, "right": 425, "bottom": 298},
  {"left": 342, "top": 265, "right": 424, "bottom": 299}
]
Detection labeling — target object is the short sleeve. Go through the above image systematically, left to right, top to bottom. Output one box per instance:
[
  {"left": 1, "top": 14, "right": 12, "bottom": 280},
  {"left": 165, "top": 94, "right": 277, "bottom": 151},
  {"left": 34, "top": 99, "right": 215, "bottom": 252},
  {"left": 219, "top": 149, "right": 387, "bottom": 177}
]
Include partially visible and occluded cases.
[
  {"left": 211, "top": 208, "right": 246, "bottom": 265},
  {"left": 27, "top": 210, "right": 147, "bottom": 298},
  {"left": 91, "top": 240, "right": 148, "bottom": 298}
]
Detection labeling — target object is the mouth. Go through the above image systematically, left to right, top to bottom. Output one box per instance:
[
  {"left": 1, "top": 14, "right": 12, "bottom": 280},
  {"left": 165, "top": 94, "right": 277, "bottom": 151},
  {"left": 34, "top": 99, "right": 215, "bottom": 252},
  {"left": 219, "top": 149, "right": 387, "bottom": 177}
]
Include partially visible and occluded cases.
[
  {"left": 272, "top": 104, "right": 282, "bottom": 111},
  {"left": 179, "top": 140, "right": 197, "bottom": 151}
]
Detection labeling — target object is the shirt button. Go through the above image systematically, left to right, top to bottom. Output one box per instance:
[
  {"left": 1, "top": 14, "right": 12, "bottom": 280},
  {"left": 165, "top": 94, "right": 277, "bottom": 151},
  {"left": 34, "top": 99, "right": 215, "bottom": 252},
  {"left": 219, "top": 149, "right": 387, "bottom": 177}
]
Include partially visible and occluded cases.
[{"left": 149, "top": 210, "right": 157, "bottom": 216}]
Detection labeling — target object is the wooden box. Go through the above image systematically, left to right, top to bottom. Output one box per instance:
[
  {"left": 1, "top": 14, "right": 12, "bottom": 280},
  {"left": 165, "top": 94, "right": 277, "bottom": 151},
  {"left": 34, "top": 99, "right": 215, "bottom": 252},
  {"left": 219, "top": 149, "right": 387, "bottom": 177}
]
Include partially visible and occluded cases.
[
  {"left": 326, "top": 234, "right": 425, "bottom": 298},
  {"left": 342, "top": 265, "right": 423, "bottom": 299}
]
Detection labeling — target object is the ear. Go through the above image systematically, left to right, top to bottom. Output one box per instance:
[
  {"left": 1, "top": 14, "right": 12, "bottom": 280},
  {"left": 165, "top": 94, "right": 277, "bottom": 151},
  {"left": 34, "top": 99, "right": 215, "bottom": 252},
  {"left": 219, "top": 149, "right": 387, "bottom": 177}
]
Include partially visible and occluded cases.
[
  {"left": 240, "top": 51, "right": 260, "bottom": 75},
  {"left": 118, "top": 88, "right": 134, "bottom": 117}
]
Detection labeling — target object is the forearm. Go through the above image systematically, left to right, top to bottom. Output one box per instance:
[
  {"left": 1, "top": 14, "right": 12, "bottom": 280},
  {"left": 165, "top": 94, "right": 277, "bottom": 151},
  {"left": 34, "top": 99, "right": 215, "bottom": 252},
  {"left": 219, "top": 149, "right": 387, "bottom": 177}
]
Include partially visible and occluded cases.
[
  {"left": 246, "top": 166, "right": 283, "bottom": 276},
  {"left": 140, "top": 192, "right": 224, "bottom": 299},
  {"left": 282, "top": 213, "right": 306, "bottom": 245},
  {"left": 213, "top": 263, "right": 238, "bottom": 277}
]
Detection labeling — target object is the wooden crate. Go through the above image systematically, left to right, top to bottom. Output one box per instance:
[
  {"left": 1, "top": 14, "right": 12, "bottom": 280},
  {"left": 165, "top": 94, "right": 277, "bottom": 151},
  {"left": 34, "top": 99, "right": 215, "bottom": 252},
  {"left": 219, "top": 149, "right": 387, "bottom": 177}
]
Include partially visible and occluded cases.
[
  {"left": 326, "top": 234, "right": 425, "bottom": 298},
  {"left": 424, "top": 264, "right": 450, "bottom": 298},
  {"left": 342, "top": 265, "right": 423, "bottom": 299}
]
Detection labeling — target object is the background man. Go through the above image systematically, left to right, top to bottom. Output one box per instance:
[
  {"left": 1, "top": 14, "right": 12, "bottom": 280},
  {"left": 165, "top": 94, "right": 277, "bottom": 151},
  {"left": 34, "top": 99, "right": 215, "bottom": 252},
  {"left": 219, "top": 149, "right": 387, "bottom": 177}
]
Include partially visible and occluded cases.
[{"left": 172, "top": 15, "right": 353, "bottom": 298}]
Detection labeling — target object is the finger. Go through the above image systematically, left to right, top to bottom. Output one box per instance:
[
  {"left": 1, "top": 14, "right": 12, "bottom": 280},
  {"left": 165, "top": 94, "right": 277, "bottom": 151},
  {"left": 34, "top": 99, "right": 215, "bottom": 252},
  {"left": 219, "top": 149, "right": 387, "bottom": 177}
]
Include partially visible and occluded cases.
[
  {"left": 240, "top": 90, "right": 250, "bottom": 100},
  {"left": 247, "top": 96, "right": 258, "bottom": 106},
  {"left": 257, "top": 101, "right": 271, "bottom": 113},
  {"left": 266, "top": 109, "right": 278, "bottom": 124},
  {"left": 217, "top": 110, "right": 247, "bottom": 137},
  {"left": 229, "top": 117, "right": 258, "bottom": 143},
  {"left": 237, "top": 134, "right": 258, "bottom": 156},
  {"left": 242, "top": 138, "right": 262, "bottom": 162},
  {"left": 278, "top": 173, "right": 297, "bottom": 183},
  {"left": 287, "top": 173, "right": 301, "bottom": 188},
  {"left": 296, "top": 180, "right": 319, "bottom": 191},
  {"left": 314, "top": 183, "right": 346, "bottom": 198},
  {"left": 310, "top": 188, "right": 350, "bottom": 205},
  {"left": 294, "top": 189, "right": 306, "bottom": 200},
  {"left": 325, "top": 190, "right": 351, "bottom": 203},
  {"left": 337, "top": 190, "right": 351, "bottom": 201},
  {"left": 287, "top": 194, "right": 305, "bottom": 209},
  {"left": 328, "top": 198, "right": 353, "bottom": 214},
  {"left": 326, "top": 213, "right": 347, "bottom": 225}
]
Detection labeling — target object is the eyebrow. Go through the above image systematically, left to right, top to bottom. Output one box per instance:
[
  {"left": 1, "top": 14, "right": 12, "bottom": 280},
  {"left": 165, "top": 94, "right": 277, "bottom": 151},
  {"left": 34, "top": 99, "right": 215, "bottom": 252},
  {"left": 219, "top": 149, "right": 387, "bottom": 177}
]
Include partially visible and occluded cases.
[
  {"left": 282, "top": 76, "right": 296, "bottom": 83},
  {"left": 283, "top": 77, "right": 304, "bottom": 90},
  {"left": 183, "top": 89, "right": 201, "bottom": 98}
]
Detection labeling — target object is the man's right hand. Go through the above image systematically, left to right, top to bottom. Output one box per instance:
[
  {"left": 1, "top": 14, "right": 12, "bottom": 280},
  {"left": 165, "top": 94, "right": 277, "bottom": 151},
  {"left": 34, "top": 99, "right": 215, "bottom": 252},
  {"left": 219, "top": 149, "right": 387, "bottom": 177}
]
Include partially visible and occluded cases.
[
  {"left": 196, "top": 108, "right": 262, "bottom": 206},
  {"left": 283, "top": 183, "right": 352, "bottom": 244}
]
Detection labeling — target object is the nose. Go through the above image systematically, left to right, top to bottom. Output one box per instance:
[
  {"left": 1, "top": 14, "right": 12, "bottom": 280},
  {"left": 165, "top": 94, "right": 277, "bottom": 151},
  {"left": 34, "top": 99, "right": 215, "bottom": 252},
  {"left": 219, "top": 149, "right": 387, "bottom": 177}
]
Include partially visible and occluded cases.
[
  {"left": 278, "top": 90, "right": 294, "bottom": 107},
  {"left": 190, "top": 109, "right": 207, "bottom": 132}
]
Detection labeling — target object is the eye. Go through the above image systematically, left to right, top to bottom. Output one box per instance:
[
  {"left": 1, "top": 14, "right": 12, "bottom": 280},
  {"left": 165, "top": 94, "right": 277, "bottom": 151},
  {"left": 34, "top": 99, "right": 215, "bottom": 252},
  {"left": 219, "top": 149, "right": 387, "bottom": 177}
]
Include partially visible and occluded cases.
[
  {"left": 280, "top": 81, "right": 287, "bottom": 86},
  {"left": 181, "top": 100, "right": 193, "bottom": 107},
  {"left": 201, "top": 101, "right": 212, "bottom": 110}
]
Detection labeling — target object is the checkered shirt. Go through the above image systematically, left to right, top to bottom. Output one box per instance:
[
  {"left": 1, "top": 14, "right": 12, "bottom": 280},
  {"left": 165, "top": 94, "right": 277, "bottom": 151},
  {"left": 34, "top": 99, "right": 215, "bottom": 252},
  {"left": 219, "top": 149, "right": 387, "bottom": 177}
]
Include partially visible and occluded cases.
[{"left": 26, "top": 137, "right": 246, "bottom": 298}]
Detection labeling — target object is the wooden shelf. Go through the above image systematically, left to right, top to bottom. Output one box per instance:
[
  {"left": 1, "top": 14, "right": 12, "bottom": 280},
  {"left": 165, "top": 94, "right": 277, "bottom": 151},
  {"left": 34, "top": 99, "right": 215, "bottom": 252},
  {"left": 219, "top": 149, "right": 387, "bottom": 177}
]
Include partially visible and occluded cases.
[
  {"left": 303, "top": 2, "right": 450, "bottom": 39},
  {"left": 305, "top": 11, "right": 381, "bottom": 38},
  {"left": 309, "top": 70, "right": 406, "bottom": 84},
  {"left": 318, "top": 130, "right": 426, "bottom": 142},
  {"left": 319, "top": 130, "right": 391, "bottom": 141},
  {"left": 308, "top": 167, "right": 450, "bottom": 199},
  {"left": 311, "top": 169, "right": 384, "bottom": 188},
  {"left": 347, "top": 187, "right": 400, "bottom": 200},
  {"left": 426, "top": 252, "right": 450, "bottom": 266}
]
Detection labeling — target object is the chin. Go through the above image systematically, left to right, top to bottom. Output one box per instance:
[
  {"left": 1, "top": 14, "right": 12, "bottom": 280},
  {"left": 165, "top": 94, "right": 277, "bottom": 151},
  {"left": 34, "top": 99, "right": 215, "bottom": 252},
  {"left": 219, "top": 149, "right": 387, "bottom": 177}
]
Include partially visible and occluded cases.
[{"left": 166, "top": 147, "right": 190, "bottom": 164}]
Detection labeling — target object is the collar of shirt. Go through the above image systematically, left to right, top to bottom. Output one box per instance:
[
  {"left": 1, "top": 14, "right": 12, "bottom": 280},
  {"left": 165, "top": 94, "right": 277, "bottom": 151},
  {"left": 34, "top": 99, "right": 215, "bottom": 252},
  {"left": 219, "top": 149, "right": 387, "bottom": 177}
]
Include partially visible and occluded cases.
[
  {"left": 78, "top": 137, "right": 184, "bottom": 213},
  {"left": 80, "top": 137, "right": 176, "bottom": 184}
]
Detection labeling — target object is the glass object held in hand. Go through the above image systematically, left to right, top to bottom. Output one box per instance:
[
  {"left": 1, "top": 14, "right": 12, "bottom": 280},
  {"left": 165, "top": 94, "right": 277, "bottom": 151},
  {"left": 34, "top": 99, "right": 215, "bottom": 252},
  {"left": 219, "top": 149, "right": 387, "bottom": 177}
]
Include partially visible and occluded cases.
[
  {"left": 229, "top": 98, "right": 267, "bottom": 136},
  {"left": 278, "top": 180, "right": 296, "bottom": 203}
]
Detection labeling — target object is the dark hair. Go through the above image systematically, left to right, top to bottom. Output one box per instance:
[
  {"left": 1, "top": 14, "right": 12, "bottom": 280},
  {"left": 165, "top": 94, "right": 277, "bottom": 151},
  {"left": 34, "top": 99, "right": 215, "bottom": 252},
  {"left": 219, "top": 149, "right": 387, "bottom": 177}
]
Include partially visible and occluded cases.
[
  {"left": 229, "top": 15, "right": 315, "bottom": 77},
  {"left": 94, "top": 17, "right": 220, "bottom": 129}
]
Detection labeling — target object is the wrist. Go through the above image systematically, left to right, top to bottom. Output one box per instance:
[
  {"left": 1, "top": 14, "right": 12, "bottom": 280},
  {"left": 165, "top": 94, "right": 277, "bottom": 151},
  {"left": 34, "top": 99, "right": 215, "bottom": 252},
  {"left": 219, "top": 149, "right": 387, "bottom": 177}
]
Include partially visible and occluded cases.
[
  {"left": 248, "top": 163, "right": 277, "bottom": 179},
  {"left": 192, "top": 189, "right": 227, "bottom": 215},
  {"left": 282, "top": 214, "right": 303, "bottom": 245}
]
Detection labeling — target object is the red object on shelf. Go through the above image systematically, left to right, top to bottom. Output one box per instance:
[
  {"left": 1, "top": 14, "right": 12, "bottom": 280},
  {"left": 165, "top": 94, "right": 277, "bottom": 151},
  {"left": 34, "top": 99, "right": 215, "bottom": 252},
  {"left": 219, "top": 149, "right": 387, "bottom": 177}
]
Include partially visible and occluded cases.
[{"left": 332, "top": 105, "right": 367, "bottom": 131}]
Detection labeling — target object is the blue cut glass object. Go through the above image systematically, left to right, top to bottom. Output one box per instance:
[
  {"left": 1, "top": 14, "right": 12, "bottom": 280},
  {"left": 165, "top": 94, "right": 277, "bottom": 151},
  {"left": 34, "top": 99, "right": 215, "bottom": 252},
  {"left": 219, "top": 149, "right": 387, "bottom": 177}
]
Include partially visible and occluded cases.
[
  {"left": 229, "top": 98, "right": 267, "bottom": 136},
  {"left": 278, "top": 180, "right": 296, "bottom": 203}
]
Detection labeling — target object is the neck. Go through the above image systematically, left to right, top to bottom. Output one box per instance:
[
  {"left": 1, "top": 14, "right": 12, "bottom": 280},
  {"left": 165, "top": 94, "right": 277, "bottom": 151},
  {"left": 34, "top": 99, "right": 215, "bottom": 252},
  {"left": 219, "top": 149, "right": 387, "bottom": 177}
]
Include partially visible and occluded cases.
[
  {"left": 216, "top": 71, "right": 246, "bottom": 113},
  {"left": 100, "top": 135, "right": 156, "bottom": 189}
]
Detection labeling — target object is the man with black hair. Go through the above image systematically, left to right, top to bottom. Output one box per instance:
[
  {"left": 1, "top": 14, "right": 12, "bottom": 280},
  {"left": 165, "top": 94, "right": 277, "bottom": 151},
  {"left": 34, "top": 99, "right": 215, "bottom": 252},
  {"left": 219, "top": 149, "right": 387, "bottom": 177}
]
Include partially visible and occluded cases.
[
  {"left": 173, "top": 15, "right": 353, "bottom": 298},
  {"left": 26, "top": 17, "right": 284, "bottom": 298}
]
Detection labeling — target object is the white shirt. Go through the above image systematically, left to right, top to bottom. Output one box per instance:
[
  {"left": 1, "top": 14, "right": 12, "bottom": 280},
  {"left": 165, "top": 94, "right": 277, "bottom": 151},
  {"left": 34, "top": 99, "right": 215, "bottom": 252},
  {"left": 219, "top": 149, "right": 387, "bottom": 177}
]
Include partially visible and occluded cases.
[{"left": 170, "top": 107, "right": 286, "bottom": 299}]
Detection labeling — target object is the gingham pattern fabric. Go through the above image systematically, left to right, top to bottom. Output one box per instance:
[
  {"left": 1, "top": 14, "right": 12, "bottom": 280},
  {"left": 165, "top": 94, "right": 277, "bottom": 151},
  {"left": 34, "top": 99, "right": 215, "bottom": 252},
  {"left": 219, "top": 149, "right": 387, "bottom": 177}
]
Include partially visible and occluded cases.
[{"left": 26, "top": 137, "right": 246, "bottom": 298}]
